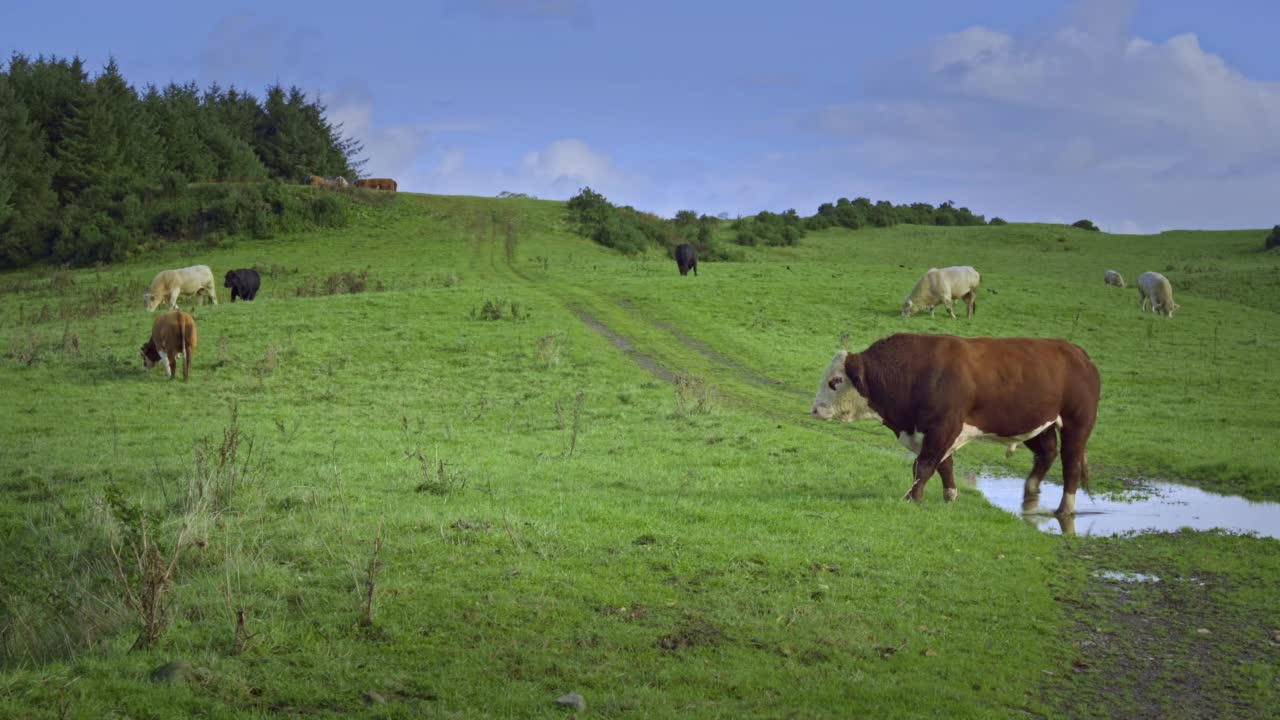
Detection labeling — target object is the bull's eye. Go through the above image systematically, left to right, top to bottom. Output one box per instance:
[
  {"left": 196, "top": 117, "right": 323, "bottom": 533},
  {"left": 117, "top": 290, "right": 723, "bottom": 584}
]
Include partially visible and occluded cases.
[{"left": 827, "top": 376, "right": 843, "bottom": 390}]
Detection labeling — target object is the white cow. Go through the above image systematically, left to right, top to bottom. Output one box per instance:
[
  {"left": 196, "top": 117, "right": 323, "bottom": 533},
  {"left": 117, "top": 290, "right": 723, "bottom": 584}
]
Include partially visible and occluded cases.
[
  {"left": 143, "top": 265, "right": 218, "bottom": 311},
  {"left": 901, "top": 266, "right": 981, "bottom": 319},
  {"left": 1103, "top": 270, "right": 1125, "bottom": 288},
  {"left": 1137, "top": 271, "right": 1179, "bottom": 317}
]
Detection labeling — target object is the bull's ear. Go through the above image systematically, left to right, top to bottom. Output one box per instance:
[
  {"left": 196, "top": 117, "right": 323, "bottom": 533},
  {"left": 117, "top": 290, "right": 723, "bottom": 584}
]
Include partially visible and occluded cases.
[{"left": 843, "top": 353, "right": 866, "bottom": 392}]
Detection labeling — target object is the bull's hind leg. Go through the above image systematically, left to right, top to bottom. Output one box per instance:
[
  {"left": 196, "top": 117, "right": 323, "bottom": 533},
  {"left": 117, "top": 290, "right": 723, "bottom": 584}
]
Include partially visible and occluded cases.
[
  {"left": 964, "top": 291, "right": 976, "bottom": 318},
  {"left": 1055, "top": 426, "right": 1093, "bottom": 516},
  {"left": 1022, "top": 430, "right": 1058, "bottom": 501},
  {"left": 938, "top": 456, "right": 958, "bottom": 502}
]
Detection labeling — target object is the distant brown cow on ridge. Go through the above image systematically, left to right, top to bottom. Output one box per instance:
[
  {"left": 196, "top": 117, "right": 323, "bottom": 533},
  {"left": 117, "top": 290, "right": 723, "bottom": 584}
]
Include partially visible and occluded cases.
[{"left": 354, "top": 178, "right": 397, "bottom": 191}]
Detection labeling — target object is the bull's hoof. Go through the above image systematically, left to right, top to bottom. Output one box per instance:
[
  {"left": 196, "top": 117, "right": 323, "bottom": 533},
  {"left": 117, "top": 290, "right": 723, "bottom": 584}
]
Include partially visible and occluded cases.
[{"left": 943, "top": 488, "right": 958, "bottom": 502}]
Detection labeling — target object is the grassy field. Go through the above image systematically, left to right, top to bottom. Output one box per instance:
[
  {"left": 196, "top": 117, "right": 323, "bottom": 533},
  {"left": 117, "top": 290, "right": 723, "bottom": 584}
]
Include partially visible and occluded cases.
[{"left": 1, "top": 193, "right": 1277, "bottom": 718}]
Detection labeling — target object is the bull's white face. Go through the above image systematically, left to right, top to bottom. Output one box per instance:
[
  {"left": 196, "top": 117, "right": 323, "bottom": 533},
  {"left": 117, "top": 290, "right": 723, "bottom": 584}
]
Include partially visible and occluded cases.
[
  {"left": 143, "top": 293, "right": 159, "bottom": 311},
  {"left": 900, "top": 298, "right": 916, "bottom": 318},
  {"left": 810, "top": 351, "right": 880, "bottom": 422}
]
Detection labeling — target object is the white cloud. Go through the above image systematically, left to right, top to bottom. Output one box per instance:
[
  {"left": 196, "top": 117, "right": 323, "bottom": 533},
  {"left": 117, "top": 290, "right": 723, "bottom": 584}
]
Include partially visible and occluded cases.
[
  {"left": 809, "top": 0, "right": 1280, "bottom": 228},
  {"left": 902, "top": 6, "right": 1280, "bottom": 173},
  {"left": 326, "top": 99, "right": 429, "bottom": 180},
  {"left": 520, "top": 138, "right": 617, "bottom": 186}
]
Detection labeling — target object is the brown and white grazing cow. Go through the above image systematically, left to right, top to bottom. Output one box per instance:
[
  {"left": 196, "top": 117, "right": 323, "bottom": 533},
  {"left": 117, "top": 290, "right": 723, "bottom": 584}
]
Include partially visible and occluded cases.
[
  {"left": 143, "top": 265, "right": 218, "bottom": 311},
  {"left": 140, "top": 311, "right": 197, "bottom": 381},
  {"left": 810, "top": 333, "right": 1101, "bottom": 515}
]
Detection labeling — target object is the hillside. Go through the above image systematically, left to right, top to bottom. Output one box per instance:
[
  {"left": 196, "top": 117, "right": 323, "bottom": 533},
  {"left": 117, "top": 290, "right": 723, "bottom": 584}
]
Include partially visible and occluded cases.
[{"left": 2, "top": 193, "right": 1277, "bottom": 718}]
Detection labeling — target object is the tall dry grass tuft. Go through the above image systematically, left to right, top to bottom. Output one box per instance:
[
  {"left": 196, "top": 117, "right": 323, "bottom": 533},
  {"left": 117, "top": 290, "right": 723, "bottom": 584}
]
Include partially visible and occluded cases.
[
  {"left": 674, "top": 374, "right": 715, "bottom": 416},
  {"left": 189, "top": 405, "right": 260, "bottom": 514},
  {"left": 103, "top": 485, "right": 188, "bottom": 651},
  {"left": 359, "top": 524, "right": 384, "bottom": 628}
]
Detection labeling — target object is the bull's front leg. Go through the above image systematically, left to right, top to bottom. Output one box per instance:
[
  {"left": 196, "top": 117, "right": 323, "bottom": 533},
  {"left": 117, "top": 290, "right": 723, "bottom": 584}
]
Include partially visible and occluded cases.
[
  {"left": 168, "top": 288, "right": 181, "bottom": 310},
  {"left": 905, "top": 425, "right": 960, "bottom": 502}
]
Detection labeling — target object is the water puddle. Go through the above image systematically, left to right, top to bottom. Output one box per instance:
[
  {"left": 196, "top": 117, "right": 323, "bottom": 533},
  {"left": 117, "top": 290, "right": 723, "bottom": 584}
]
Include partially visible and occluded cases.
[
  {"left": 974, "top": 475, "right": 1280, "bottom": 539},
  {"left": 1096, "top": 571, "right": 1160, "bottom": 583}
]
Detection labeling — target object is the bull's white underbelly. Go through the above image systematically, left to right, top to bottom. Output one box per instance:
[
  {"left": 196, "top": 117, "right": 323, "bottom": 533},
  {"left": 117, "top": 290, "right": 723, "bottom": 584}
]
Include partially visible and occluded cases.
[{"left": 896, "top": 417, "right": 1062, "bottom": 458}]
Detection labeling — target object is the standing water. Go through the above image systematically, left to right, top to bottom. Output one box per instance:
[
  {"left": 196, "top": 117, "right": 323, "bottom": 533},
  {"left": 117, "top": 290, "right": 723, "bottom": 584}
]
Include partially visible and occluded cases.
[{"left": 974, "top": 475, "right": 1280, "bottom": 539}]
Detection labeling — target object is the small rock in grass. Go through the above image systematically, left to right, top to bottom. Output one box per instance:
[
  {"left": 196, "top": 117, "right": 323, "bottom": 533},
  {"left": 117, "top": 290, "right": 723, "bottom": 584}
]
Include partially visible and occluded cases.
[
  {"left": 1196, "top": 628, "right": 1211, "bottom": 635},
  {"left": 364, "top": 690, "right": 387, "bottom": 705},
  {"left": 555, "top": 692, "right": 586, "bottom": 710}
]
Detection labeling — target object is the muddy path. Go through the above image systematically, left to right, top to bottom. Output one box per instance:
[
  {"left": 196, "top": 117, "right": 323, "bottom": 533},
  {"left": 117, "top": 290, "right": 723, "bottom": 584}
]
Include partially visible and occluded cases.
[
  {"left": 615, "top": 300, "right": 809, "bottom": 398},
  {"left": 569, "top": 306, "right": 677, "bottom": 383}
]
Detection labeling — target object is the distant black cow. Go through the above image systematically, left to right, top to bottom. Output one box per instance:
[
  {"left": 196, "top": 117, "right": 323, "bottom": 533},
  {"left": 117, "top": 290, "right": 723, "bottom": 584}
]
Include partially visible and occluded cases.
[
  {"left": 674, "top": 244, "right": 698, "bottom": 276},
  {"left": 223, "top": 268, "right": 261, "bottom": 302}
]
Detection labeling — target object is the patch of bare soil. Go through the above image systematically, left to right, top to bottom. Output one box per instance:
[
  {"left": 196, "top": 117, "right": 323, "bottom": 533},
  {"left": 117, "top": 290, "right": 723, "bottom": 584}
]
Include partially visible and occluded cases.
[
  {"left": 1039, "top": 535, "right": 1279, "bottom": 719},
  {"left": 657, "top": 614, "right": 724, "bottom": 652}
]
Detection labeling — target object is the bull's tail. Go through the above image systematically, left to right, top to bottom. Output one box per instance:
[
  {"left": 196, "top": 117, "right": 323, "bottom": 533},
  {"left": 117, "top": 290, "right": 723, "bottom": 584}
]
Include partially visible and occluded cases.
[{"left": 179, "top": 315, "right": 190, "bottom": 382}]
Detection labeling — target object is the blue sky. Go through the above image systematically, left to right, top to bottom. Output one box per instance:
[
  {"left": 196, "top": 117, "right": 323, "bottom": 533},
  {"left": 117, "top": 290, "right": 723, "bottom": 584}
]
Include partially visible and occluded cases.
[{"left": 3, "top": 0, "right": 1278, "bottom": 232}]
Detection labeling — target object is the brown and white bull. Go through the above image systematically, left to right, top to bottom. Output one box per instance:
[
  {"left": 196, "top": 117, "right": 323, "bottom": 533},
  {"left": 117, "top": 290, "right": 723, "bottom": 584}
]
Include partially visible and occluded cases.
[
  {"left": 141, "top": 310, "right": 197, "bottom": 381},
  {"left": 810, "top": 333, "right": 1101, "bottom": 515}
]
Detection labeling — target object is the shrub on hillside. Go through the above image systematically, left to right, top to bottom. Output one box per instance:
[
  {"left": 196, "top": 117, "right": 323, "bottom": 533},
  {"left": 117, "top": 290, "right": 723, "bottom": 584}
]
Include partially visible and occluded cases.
[
  {"left": 989, "top": 217, "right": 1008, "bottom": 225},
  {"left": 1072, "top": 219, "right": 1100, "bottom": 232},
  {"left": 1265, "top": 225, "right": 1280, "bottom": 251}
]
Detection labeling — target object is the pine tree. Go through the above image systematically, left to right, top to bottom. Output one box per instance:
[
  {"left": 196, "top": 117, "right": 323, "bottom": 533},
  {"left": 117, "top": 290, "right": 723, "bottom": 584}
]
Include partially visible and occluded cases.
[{"left": 0, "top": 73, "right": 58, "bottom": 267}]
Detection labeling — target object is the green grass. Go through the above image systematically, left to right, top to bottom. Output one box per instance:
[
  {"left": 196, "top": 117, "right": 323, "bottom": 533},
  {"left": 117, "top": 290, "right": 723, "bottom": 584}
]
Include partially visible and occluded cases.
[{"left": 1, "top": 193, "right": 1277, "bottom": 718}]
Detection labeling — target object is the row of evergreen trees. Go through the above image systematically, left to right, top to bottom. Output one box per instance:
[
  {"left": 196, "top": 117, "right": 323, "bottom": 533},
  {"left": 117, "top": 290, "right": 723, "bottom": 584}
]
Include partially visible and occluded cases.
[{"left": 0, "top": 54, "right": 364, "bottom": 269}]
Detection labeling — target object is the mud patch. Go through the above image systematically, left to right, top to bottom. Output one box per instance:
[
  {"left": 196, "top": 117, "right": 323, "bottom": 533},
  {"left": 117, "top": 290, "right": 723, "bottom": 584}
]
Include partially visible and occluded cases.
[
  {"left": 570, "top": 306, "right": 675, "bottom": 382},
  {"left": 1040, "top": 536, "right": 1279, "bottom": 719},
  {"left": 596, "top": 603, "right": 649, "bottom": 622},
  {"left": 658, "top": 615, "right": 724, "bottom": 651}
]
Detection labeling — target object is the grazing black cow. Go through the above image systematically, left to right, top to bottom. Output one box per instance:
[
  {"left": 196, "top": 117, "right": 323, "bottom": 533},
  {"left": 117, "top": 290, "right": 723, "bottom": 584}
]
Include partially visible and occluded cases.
[
  {"left": 674, "top": 244, "right": 698, "bottom": 276},
  {"left": 223, "top": 268, "right": 261, "bottom": 302}
]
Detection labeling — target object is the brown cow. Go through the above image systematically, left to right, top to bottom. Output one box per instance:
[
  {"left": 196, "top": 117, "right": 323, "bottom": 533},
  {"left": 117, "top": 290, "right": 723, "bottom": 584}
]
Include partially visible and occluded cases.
[
  {"left": 307, "top": 175, "right": 330, "bottom": 187},
  {"left": 354, "top": 178, "right": 397, "bottom": 191},
  {"left": 140, "top": 311, "right": 197, "bottom": 382},
  {"left": 810, "top": 333, "right": 1100, "bottom": 515}
]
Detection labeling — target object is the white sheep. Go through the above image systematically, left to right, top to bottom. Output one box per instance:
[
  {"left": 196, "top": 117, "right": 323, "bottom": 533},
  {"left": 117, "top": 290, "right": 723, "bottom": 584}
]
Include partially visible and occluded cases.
[{"left": 1137, "top": 271, "right": 1179, "bottom": 317}]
